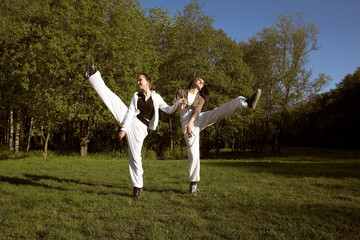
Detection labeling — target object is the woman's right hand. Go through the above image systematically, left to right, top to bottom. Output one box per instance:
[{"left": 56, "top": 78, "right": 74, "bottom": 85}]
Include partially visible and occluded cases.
[
  {"left": 186, "top": 116, "right": 196, "bottom": 138},
  {"left": 187, "top": 125, "right": 195, "bottom": 138},
  {"left": 118, "top": 130, "right": 126, "bottom": 141}
]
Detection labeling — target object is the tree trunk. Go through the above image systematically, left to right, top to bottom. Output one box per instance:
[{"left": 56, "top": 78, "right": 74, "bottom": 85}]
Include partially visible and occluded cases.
[
  {"left": 263, "top": 81, "right": 275, "bottom": 152},
  {"left": 9, "top": 109, "right": 14, "bottom": 152},
  {"left": 14, "top": 110, "right": 21, "bottom": 154},
  {"left": 264, "top": 110, "right": 271, "bottom": 152},
  {"left": 275, "top": 111, "right": 285, "bottom": 152},
  {"left": 5, "top": 117, "right": 8, "bottom": 144},
  {"left": 27, "top": 117, "right": 34, "bottom": 153},
  {"left": 79, "top": 117, "right": 94, "bottom": 157},
  {"left": 169, "top": 118, "right": 173, "bottom": 153},
  {"left": 15, "top": 121, "right": 20, "bottom": 154},
  {"left": 70, "top": 121, "right": 76, "bottom": 152},
  {"left": 20, "top": 122, "right": 24, "bottom": 147},
  {"left": 43, "top": 124, "right": 51, "bottom": 157},
  {"left": 40, "top": 126, "right": 44, "bottom": 145},
  {"left": 215, "top": 127, "right": 220, "bottom": 154},
  {"left": 242, "top": 127, "right": 246, "bottom": 152},
  {"left": 231, "top": 131, "right": 236, "bottom": 152},
  {"left": 80, "top": 132, "right": 90, "bottom": 157},
  {"left": 43, "top": 133, "right": 51, "bottom": 157},
  {"left": 80, "top": 144, "right": 88, "bottom": 157}
]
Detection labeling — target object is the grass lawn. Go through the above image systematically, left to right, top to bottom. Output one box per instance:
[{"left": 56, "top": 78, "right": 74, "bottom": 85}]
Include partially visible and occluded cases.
[{"left": 0, "top": 147, "right": 359, "bottom": 239}]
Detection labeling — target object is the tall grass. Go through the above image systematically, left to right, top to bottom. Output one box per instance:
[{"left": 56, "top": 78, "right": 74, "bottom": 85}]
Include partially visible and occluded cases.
[{"left": 0, "top": 147, "right": 359, "bottom": 239}]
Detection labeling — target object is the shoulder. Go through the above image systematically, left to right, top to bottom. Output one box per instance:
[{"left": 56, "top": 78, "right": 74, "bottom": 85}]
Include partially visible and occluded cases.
[
  {"left": 177, "top": 88, "right": 187, "bottom": 96},
  {"left": 151, "top": 91, "right": 160, "bottom": 98},
  {"left": 151, "top": 91, "right": 164, "bottom": 102},
  {"left": 130, "top": 92, "right": 139, "bottom": 103},
  {"left": 130, "top": 92, "right": 138, "bottom": 100}
]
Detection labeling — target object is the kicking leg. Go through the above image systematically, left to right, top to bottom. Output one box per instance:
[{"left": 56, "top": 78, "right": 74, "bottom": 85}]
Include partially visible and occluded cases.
[
  {"left": 88, "top": 71, "right": 128, "bottom": 124},
  {"left": 195, "top": 89, "right": 261, "bottom": 131},
  {"left": 196, "top": 96, "right": 248, "bottom": 131}
]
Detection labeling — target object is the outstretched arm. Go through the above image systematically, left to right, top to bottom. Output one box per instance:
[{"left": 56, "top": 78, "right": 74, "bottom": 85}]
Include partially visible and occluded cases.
[{"left": 158, "top": 94, "right": 185, "bottom": 114}]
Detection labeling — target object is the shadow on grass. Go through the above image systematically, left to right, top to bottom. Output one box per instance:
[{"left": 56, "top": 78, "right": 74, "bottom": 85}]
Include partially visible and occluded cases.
[
  {"left": 204, "top": 147, "right": 360, "bottom": 160},
  {"left": 0, "top": 154, "right": 28, "bottom": 161},
  {"left": 203, "top": 161, "right": 360, "bottom": 179},
  {"left": 24, "top": 174, "right": 121, "bottom": 189},
  {"left": 0, "top": 175, "right": 132, "bottom": 197},
  {"left": 0, "top": 176, "right": 61, "bottom": 189},
  {"left": 145, "top": 187, "right": 185, "bottom": 194}
]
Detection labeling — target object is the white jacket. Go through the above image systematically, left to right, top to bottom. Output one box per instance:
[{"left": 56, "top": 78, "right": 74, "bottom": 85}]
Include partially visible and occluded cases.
[
  {"left": 88, "top": 71, "right": 181, "bottom": 132},
  {"left": 121, "top": 91, "right": 182, "bottom": 132}
]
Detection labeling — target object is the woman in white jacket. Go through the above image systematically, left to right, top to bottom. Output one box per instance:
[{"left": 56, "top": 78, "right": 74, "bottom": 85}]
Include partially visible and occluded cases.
[{"left": 85, "top": 60, "right": 186, "bottom": 199}]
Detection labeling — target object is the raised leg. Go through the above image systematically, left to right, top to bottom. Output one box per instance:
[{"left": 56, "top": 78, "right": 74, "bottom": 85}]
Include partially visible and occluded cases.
[
  {"left": 88, "top": 71, "right": 128, "bottom": 124},
  {"left": 195, "top": 96, "right": 248, "bottom": 131}
]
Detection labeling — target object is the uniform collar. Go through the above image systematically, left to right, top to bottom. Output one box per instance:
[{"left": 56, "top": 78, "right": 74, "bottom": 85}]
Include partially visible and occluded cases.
[{"left": 138, "top": 90, "right": 155, "bottom": 97}]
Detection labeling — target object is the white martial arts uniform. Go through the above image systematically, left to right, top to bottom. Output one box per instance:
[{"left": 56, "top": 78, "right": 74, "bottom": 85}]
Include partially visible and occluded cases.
[
  {"left": 89, "top": 71, "right": 182, "bottom": 188},
  {"left": 180, "top": 96, "right": 248, "bottom": 182}
]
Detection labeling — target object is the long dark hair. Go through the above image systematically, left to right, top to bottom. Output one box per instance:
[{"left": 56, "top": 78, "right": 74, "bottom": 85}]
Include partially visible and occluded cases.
[
  {"left": 139, "top": 73, "right": 156, "bottom": 91},
  {"left": 187, "top": 77, "right": 210, "bottom": 105}
]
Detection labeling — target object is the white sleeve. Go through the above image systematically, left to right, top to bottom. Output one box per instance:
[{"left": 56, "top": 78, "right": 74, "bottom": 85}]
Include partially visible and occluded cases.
[{"left": 157, "top": 93, "right": 182, "bottom": 114}]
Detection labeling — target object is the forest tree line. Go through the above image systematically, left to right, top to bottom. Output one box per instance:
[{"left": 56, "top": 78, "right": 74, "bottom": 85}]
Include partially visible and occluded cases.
[{"left": 1, "top": 0, "right": 358, "bottom": 157}]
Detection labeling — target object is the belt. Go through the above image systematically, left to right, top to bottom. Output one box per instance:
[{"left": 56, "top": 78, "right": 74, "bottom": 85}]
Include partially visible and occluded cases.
[{"left": 137, "top": 115, "right": 150, "bottom": 127}]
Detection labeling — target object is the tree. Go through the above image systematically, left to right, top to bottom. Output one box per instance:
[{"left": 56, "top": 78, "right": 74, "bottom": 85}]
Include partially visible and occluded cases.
[
  {"left": 0, "top": 0, "right": 47, "bottom": 153},
  {"left": 152, "top": 0, "right": 217, "bottom": 156},
  {"left": 242, "top": 13, "right": 329, "bottom": 151},
  {"left": 274, "top": 13, "right": 327, "bottom": 150},
  {"left": 205, "top": 29, "right": 254, "bottom": 153},
  {"left": 285, "top": 67, "right": 360, "bottom": 148}
]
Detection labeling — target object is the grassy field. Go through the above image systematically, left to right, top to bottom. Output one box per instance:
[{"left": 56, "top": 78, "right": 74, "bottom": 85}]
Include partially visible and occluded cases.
[{"left": 0, "top": 147, "right": 359, "bottom": 239}]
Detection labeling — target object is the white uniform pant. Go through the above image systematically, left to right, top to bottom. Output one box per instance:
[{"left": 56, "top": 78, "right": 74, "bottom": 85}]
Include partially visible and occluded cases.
[
  {"left": 89, "top": 71, "right": 147, "bottom": 188},
  {"left": 182, "top": 96, "right": 248, "bottom": 182}
]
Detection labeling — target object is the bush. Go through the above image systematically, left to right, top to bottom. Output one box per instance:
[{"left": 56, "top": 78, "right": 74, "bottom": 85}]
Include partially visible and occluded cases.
[
  {"left": 0, "top": 144, "right": 8, "bottom": 153},
  {"left": 163, "top": 145, "right": 187, "bottom": 160},
  {"left": 141, "top": 148, "right": 157, "bottom": 160}
]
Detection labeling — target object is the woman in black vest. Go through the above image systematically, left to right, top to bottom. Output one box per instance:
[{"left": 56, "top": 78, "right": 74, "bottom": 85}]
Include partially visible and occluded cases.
[{"left": 85, "top": 60, "right": 186, "bottom": 199}]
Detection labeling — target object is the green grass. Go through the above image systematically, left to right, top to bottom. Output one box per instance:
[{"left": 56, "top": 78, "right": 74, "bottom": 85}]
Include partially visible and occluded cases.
[{"left": 0, "top": 148, "right": 359, "bottom": 239}]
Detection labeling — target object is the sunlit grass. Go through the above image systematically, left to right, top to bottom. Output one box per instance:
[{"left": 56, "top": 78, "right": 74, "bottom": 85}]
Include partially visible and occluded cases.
[{"left": 0, "top": 148, "right": 359, "bottom": 239}]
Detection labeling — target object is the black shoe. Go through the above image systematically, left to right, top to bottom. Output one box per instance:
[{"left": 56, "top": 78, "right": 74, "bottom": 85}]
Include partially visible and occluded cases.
[
  {"left": 84, "top": 59, "right": 97, "bottom": 79},
  {"left": 246, "top": 89, "right": 261, "bottom": 109},
  {"left": 190, "top": 182, "right": 198, "bottom": 195},
  {"left": 133, "top": 187, "right": 143, "bottom": 200}
]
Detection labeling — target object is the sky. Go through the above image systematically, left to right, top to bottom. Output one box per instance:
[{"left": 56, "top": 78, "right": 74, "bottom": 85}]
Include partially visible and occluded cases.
[{"left": 138, "top": 0, "right": 360, "bottom": 92}]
